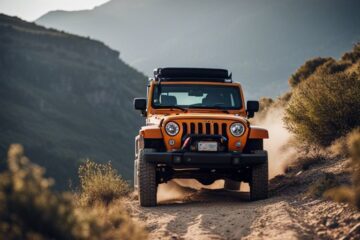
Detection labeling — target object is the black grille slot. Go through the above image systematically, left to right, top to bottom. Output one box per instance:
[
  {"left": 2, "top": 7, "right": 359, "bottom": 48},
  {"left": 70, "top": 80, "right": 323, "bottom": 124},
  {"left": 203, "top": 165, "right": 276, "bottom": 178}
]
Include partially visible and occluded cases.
[
  {"left": 180, "top": 121, "right": 228, "bottom": 138},
  {"left": 182, "top": 123, "right": 188, "bottom": 140},
  {"left": 190, "top": 123, "right": 195, "bottom": 134},
  {"left": 198, "top": 123, "right": 203, "bottom": 134},
  {"left": 205, "top": 123, "right": 211, "bottom": 134},
  {"left": 214, "top": 123, "right": 219, "bottom": 134},
  {"left": 222, "top": 123, "right": 228, "bottom": 139}
]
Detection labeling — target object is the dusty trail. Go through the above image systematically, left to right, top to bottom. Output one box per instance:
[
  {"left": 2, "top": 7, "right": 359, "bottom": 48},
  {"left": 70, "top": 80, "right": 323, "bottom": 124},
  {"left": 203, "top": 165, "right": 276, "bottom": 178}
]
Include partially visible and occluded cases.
[
  {"left": 127, "top": 159, "right": 360, "bottom": 240},
  {"left": 130, "top": 186, "right": 310, "bottom": 240}
]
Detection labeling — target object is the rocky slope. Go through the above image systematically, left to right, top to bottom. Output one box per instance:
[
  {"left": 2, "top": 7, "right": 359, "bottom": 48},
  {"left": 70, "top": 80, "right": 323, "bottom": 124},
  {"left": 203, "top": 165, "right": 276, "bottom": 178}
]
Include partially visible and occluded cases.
[{"left": 0, "top": 14, "right": 147, "bottom": 189}]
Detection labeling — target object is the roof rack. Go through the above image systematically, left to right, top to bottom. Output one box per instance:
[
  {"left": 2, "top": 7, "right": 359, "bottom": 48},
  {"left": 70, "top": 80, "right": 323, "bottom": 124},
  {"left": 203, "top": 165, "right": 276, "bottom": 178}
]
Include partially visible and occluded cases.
[{"left": 153, "top": 68, "right": 232, "bottom": 82}]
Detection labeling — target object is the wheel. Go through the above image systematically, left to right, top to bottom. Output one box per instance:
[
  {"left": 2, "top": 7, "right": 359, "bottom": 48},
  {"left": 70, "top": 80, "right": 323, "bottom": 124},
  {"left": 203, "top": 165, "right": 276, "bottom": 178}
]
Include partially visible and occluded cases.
[
  {"left": 138, "top": 148, "right": 157, "bottom": 207},
  {"left": 250, "top": 156, "right": 268, "bottom": 200},
  {"left": 134, "top": 158, "right": 138, "bottom": 192},
  {"left": 224, "top": 179, "right": 241, "bottom": 190}
]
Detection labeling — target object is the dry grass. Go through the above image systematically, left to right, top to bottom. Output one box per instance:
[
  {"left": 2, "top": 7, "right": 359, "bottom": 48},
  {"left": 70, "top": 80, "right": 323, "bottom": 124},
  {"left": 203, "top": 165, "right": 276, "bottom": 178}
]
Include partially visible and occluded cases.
[
  {"left": 322, "top": 128, "right": 360, "bottom": 209},
  {"left": 347, "top": 128, "right": 360, "bottom": 209},
  {"left": 0, "top": 144, "right": 146, "bottom": 240},
  {"left": 77, "top": 160, "right": 130, "bottom": 207},
  {"left": 307, "top": 173, "right": 340, "bottom": 198},
  {"left": 324, "top": 186, "right": 354, "bottom": 204},
  {"left": 74, "top": 200, "right": 146, "bottom": 240}
]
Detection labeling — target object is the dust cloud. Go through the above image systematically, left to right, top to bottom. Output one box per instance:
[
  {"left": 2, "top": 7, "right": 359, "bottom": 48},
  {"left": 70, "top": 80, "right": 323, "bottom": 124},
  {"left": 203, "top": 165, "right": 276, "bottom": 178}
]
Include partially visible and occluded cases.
[
  {"left": 253, "top": 107, "right": 296, "bottom": 178},
  {"left": 157, "top": 179, "right": 226, "bottom": 202},
  {"left": 157, "top": 180, "right": 189, "bottom": 202}
]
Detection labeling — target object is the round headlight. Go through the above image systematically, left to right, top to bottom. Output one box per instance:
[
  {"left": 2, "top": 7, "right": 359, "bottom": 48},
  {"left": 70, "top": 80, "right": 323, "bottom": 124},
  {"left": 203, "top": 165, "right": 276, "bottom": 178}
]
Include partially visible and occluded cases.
[
  {"left": 165, "top": 122, "right": 179, "bottom": 136},
  {"left": 230, "top": 122, "right": 245, "bottom": 137}
]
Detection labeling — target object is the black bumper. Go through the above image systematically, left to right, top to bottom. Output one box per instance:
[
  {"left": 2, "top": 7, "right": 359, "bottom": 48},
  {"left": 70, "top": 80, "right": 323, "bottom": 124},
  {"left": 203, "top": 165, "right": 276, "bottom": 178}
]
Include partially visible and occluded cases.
[{"left": 144, "top": 150, "right": 267, "bottom": 168}]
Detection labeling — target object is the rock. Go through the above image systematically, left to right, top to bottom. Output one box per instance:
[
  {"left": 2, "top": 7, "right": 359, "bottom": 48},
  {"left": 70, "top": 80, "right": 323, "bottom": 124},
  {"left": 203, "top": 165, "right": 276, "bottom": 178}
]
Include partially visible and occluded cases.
[
  {"left": 321, "top": 217, "right": 328, "bottom": 225},
  {"left": 326, "top": 219, "right": 339, "bottom": 229},
  {"left": 348, "top": 223, "right": 360, "bottom": 236},
  {"left": 317, "top": 230, "right": 327, "bottom": 237}
]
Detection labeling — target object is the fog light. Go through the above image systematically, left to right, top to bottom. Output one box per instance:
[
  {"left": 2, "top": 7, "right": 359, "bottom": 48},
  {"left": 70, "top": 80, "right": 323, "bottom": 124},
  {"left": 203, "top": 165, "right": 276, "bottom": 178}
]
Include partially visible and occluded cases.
[
  {"left": 169, "top": 139, "right": 175, "bottom": 146},
  {"left": 235, "top": 141, "right": 241, "bottom": 148},
  {"left": 173, "top": 156, "right": 182, "bottom": 164},
  {"left": 233, "top": 157, "right": 240, "bottom": 165}
]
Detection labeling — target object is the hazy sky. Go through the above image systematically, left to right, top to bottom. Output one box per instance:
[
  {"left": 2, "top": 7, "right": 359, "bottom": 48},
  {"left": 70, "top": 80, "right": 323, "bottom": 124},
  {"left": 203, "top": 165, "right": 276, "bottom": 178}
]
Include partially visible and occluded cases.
[{"left": 0, "top": 0, "right": 109, "bottom": 21}]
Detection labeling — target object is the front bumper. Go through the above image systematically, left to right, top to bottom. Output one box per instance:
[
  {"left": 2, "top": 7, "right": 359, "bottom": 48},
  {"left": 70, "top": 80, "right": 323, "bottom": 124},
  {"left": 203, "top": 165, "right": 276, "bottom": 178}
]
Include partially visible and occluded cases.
[{"left": 144, "top": 150, "right": 267, "bottom": 168}]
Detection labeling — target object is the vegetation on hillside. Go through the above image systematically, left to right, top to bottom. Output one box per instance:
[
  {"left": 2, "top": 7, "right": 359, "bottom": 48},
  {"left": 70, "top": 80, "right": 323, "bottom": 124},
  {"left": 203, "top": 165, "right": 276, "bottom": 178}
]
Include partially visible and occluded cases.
[
  {"left": 0, "top": 14, "right": 147, "bottom": 189},
  {"left": 257, "top": 43, "right": 360, "bottom": 208},
  {"left": 258, "top": 43, "right": 360, "bottom": 148},
  {"left": 284, "top": 43, "right": 360, "bottom": 147},
  {"left": 288, "top": 57, "right": 331, "bottom": 87},
  {"left": 284, "top": 71, "right": 360, "bottom": 146},
  {"left": 324, "top": 128, "right": 360, "bottom": 210},
  {"left": 0, "top": 145, "right": 146, "bottom": 239},
  {"left": 77, "top": 160, "right": 130, "bottom": 206}
]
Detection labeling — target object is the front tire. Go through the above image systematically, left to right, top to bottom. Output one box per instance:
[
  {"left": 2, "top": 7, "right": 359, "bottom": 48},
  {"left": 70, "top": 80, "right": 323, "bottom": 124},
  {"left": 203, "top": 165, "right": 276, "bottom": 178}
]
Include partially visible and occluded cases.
[
  {"left": 138, "top": 148, "right": 157, "bottom": 207},
  {"left": 250, "top": 155, "right": 268, "bottom": 200}
]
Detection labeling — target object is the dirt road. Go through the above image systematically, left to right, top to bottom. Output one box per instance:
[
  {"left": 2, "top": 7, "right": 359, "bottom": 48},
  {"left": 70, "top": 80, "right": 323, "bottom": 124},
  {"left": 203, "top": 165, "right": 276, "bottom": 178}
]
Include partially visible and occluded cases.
[
  {"left": 128, "top": 159, "right": 360, "bottom": 240},
  {"left": 129, "top": 182, "right": 312, "bottom": 240}
]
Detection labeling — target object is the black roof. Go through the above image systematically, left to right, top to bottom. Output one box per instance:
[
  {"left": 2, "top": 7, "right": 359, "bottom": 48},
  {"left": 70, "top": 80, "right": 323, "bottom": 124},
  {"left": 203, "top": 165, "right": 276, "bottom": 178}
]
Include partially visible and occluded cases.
[{"left": 153, "top": 68, "right": 232, "bottom": 82}]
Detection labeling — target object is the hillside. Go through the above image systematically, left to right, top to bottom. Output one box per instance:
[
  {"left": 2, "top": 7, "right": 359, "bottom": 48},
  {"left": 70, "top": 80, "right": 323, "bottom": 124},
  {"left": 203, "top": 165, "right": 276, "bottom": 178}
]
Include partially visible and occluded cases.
[
  {"left": 36, "top": 0, "right": 360, "bottom": 99},
  {"left": 0, "top": 14, "right": 147, "bottom": 189}
]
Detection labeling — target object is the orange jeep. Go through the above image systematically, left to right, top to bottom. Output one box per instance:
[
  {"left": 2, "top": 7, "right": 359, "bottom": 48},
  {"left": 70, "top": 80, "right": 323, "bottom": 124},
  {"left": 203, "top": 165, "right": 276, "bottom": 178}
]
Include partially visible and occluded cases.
[{"left": 133, "top": 68, "right": 269, "bottom": 207}]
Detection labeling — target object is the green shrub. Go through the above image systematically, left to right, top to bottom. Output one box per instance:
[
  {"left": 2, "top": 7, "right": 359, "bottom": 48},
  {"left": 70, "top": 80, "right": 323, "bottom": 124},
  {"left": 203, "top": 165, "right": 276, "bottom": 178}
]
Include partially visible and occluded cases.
[
  {"left": 341, "top": 43, "right": 360, "bottom": 63},
  {"left": 288, "top": 57, "right": 331, "bottom": 87},
  {"left": 318, "top": 59, "right": 351, "bottom": 75},
  {"left": 284, "top": 71, "right": 360, "bottom": 146},
  {"left": 78, "top": 160, "right": 130, "bottom": 206}
]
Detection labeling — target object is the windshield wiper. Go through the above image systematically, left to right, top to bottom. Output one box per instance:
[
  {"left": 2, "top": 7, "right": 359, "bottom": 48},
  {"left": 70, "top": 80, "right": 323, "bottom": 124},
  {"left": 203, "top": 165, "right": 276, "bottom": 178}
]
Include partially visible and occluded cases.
[
  {"left": 188, "top": 105, "right": 230, "bottom": 113},
  {"left": 209, "top": 105, "right": 230, "bottom": 113},
  {"left": 162, "top": 106, "right": 187, "bottom": 112}
]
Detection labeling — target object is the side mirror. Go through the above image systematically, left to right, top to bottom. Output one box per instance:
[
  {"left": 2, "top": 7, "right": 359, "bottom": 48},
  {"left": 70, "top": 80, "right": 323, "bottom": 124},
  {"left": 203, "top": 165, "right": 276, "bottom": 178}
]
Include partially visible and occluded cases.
[
  {"left": 134, "top": 98, "right": 147, "bottom": 116},
  {"left": 246, "top": 100, "right": 259, "bottom": 118}
]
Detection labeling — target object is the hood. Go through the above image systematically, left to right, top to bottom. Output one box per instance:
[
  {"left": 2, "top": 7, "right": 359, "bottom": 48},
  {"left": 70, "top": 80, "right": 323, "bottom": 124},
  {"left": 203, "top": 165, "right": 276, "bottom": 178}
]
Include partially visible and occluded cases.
[
  {"left": 147, "top": 113, "right": 249, "bottom": 127},
  {"left": 164, "top": 113, "right": 248, "bottom": 124}
]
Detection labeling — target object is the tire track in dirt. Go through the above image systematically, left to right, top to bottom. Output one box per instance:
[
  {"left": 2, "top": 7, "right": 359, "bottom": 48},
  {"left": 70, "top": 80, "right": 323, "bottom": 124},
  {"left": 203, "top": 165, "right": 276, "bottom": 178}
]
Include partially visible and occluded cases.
[{"left": 130, "top": 187, "right": 307, "bottom": 240}]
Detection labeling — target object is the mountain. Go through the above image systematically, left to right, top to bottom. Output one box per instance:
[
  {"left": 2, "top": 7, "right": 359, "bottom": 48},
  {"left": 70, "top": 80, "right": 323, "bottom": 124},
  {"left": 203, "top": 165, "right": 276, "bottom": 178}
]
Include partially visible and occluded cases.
[
  {"left": 36, "top": 0, "right": 360, "bottom": 99},
  {"left": 0, "top": 14, "right": 147, "bottom": 189}
]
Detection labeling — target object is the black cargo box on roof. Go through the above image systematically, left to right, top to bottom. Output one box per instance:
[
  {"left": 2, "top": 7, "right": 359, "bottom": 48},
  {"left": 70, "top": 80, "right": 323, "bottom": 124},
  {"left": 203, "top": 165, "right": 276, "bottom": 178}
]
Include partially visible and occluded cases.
[{"left": 154, "top": 68, "right": 232, "bottom": 82}]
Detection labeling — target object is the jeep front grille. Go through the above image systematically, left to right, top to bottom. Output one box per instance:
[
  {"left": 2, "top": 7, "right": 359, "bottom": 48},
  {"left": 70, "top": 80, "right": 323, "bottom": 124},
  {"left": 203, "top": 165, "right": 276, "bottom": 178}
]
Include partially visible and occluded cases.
[{"left": 181, "top": 122, "right": 228, "bottom": 139}]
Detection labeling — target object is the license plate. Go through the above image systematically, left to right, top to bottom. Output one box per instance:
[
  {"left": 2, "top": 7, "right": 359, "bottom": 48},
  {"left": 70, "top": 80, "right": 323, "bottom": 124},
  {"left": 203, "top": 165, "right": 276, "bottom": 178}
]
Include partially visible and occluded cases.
[{"left": 198, "top": 141, "right": 218, "bottom": 152}]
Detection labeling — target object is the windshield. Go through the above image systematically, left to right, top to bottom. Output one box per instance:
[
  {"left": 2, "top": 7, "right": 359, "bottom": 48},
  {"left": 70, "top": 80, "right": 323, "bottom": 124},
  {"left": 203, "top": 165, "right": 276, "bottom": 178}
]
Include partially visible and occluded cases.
[{"left": 152, "top": 84, "right": 242, "bottom": 109}]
